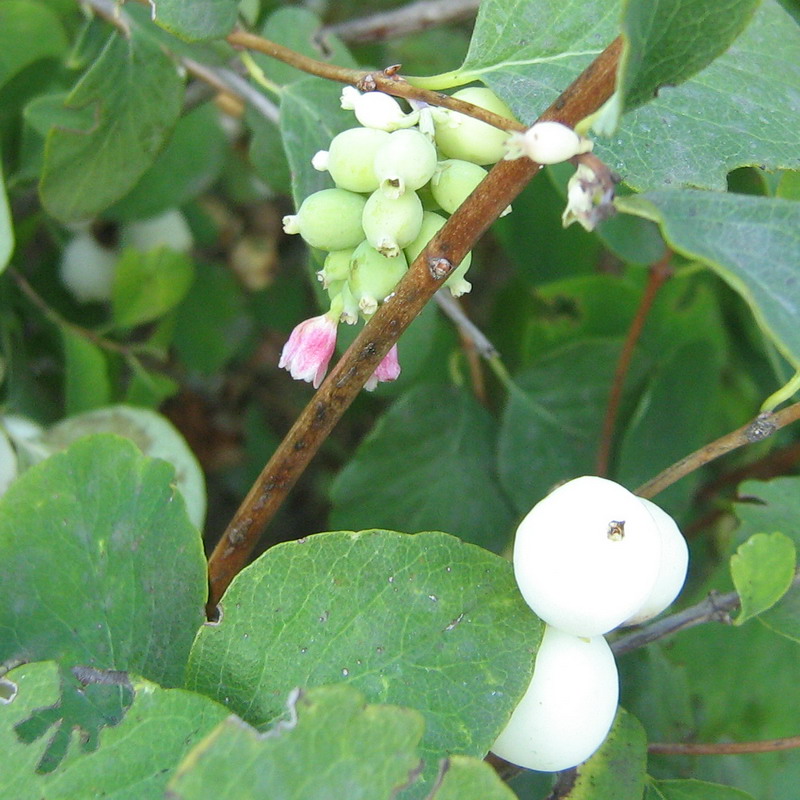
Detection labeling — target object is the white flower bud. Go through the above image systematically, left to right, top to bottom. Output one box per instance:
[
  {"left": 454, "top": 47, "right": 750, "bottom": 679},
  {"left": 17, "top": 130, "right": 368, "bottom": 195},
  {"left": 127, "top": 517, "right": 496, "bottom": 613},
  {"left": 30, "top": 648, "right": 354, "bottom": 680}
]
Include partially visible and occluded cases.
[
  {"left": 340, "top": 87, "right": 419, "bottom": 132},
  {"left": 505, "top": 121, "right": 593, "bottom": 164}
]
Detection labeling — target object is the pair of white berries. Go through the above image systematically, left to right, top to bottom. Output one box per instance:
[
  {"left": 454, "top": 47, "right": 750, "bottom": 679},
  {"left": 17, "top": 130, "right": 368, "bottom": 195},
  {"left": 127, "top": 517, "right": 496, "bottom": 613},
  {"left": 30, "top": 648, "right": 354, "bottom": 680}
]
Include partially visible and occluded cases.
[{"left": 492, "top": 476, "right": 689, "bottom": 772}]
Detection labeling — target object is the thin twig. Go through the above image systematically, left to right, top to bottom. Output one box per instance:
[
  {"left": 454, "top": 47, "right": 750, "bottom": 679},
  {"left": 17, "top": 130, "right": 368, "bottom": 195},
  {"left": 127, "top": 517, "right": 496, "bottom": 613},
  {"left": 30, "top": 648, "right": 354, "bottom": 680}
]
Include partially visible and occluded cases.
[
  {"left": 320, "top": 0, "right": 480, "bottom": 44},
  {"left": 226, "top": 29, "right": 527, "bottom": 133},
  {"left": 206, "top": 37, "right": 625, "bottom": 611},
  {"left": 595, "top": 252, "right": 672, "bottom": 476},
  {"left": 434, "top": 291, "right": 499, "bottom": 361},
  {"left": 636, "top": 402, "right": 800, "bottom": 499},
  {"left": 611, "top": 569, "right": 800, "bottom": 657},
  {"left": 648, "top": 735, "right": 800, "bottom": 755}
]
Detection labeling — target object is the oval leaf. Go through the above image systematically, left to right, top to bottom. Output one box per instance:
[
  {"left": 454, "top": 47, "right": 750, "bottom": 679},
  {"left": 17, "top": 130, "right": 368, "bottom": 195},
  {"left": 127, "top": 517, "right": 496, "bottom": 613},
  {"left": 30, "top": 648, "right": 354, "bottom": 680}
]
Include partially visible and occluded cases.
[
  {"left": 152, "top": 0, "right": 238, "bottom": 42},
  {"left": 186, "top": 529, "right": 542, "bottom": 798},
  {"left": 731, "top": 532, "right": 796, "bottom": 626},
  {"left": 646, "top": 778, "right": 756, "bottom": 800}
]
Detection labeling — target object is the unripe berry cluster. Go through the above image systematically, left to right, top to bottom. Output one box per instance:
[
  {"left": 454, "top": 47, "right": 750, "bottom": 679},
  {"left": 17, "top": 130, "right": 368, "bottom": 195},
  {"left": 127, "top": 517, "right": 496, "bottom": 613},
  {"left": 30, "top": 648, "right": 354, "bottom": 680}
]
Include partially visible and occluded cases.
[
  {"left": 280, "top": 85, "right": 520, "bottom": 389},
  {"left": 492, "top": 476, "right": 689, "bottom": 772}
]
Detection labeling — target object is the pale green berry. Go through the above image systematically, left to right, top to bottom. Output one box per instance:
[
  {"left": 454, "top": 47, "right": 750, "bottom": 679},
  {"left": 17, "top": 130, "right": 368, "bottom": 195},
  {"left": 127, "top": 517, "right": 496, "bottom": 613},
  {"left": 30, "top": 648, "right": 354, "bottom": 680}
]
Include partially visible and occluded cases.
[
  {"left": 433, "top": 87, "right": 517, "bottom": 165},
  {"left": 312, "top": 128, "right": 390, "bottom": 193},
  {"left": 374, "top": 129, "right": 438, "bottom": 199},
  {"left": 431, "top": 159, "right": 512, "bottom": 216},
  {"left": 283, "top": 188, "right": 367, "bottom": 251},
  {"left": 362, "top": 189, "right": 423, "bottom": 258},
  {"left": 404, "top": 211, "right": 473, "bottom": 297},
  {"left": 348, "top": 240, "right": 408, "bottom": 316},
  {"left": 317, "top": 247, "right": 357, "bottom": 289}
]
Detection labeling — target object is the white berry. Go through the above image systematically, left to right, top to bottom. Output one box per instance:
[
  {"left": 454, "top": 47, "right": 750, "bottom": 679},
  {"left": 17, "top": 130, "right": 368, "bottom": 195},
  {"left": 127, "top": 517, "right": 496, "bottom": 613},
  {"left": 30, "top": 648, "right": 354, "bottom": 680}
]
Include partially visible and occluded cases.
[
  {"left": 505, "top": 121, "right": 593, "bottom": 164},
  {"left": 59, "top": 232, "right": 119, "bottom": 303},
  {"left": 513, "top": 476, "right": 661, "bottom": 636},
  {"left": 491, "top": 625, "right": 619, "bottom": 772}
]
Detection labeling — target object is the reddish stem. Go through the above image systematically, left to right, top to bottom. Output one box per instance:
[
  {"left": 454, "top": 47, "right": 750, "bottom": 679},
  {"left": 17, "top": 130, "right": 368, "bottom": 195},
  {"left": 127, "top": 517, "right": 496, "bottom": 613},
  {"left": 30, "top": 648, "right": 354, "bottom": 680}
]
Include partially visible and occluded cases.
[{"left": 649, "top": 735, "right": 800, "bottom": 755}]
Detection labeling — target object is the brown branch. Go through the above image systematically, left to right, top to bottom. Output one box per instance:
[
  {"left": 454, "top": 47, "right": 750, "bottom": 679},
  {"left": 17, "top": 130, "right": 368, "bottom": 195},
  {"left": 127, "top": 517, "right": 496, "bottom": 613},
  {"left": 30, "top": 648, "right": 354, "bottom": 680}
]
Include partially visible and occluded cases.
[
  {"left": 320, "top": 0, "right": 480, "bottom": 44},
  {"left": 226, "top": 29, "right": 527, "bottom": 133},
  {"left": 206, "top": 37, "right": 624, "bottom": 611},
  {"left": 595, "top": 252, "right": 672, "bottom": 476},
  {"left": 636, "top": 402, "right": 800, "bottom": 499},
  {"left": 649, "top": 735, "right": 800, "bottom": 756}
]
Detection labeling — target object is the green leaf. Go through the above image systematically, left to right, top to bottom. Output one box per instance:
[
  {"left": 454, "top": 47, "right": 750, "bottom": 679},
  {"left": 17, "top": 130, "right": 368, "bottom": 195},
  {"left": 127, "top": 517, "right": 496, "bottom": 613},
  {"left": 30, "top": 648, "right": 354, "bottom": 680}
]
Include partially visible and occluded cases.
[
  {"left": 0, "top": 0, "right": 67, "bottom": 90},
  {"left": 152, "top": 0, "right": 238, "bottom": 42},
  {"left": 461, "top": 0, "right": 799, "bottom": 191},
  {"left": 596, "top": 0, "right": 760, "bottom": 133},
  {"left": 597, "top": 1, "right": 800, "bottom": 190},
  {"left": 255, "top": 7, "right": 357, "bottom": 86},
  {"left": 40, "top": 31, "right": 184, "bottom": 222},
  {"left": 108, "top": 103, "right": 227, "bottom": 222},
  {"left": 0, "top": 163, "right": 11, "bottom": 272},
  {"left": 617, "top": 190, "right": 800, "bottom": 368},
  {"left": 111, "top": 246, "right": 195, "bottom": 329},
  {"left": 61, "top": 328, "right": 111, "bottom": 415},
  {"left": 616, "top": 338, "right": 725, "bottom": 513},
  {"left": 497, "top": 339, "right": 645, "bottom": 516},
  {"left": 329, "top": 384, "right": 514, "bottom": 551},
  {"left": 42, "top": 405, "right": 207, "bottom": 530},
  {"left": 0, "top": 435, "right": 206, "bottom": 686},
  {"left": 734, "top": 479, "right": 800, "bottom": 641},
  {"left": 186, "top": 530, "right": 542, "bottom": 799},
  {"left": 731, "top": 532, "right": 796, "bottom": 625},
  {"left": 0, "top": 662, "right": 57, "bottom": 798},
  {"left": 42, "top": 677, "right": 229, "bottom": 799},
  {"left": 169, "top": 685, "right": 424, "bottom": 800},
  {"left": 561, "top": 708, "right": 647, "bottom": 800},
  {"left": 428, "top": 755, "right": 519, "bottom": 800},
  {"left": 645, "top": 778, "right": 756, "bottom": 800}
]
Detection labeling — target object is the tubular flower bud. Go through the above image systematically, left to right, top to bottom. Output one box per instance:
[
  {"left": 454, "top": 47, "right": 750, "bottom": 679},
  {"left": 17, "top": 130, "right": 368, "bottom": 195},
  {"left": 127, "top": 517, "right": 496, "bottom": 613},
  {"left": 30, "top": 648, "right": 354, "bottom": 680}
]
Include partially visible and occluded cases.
[
  {"left": 340, "top": 87, "right": 419, "bottom": 131},
  {"left": 505, "top": 121, "right": 593, "bottom": 164},
  {"left": 313, "top": 127, "right": 390, "bottom": 193},
  {"left": 374, "top": 128, "right": 438, "bottom": 198},
  {"left": 561, "top": 163, "right": 617, "bottom": 231},
  {"left": 282, "top": 188, "right": 367, "bottom": 251},
  {"left": 278, "top": 312, "right": 338, "bottom": 389},
  {"left": 364, "top": 344, "right": 401, "bottom": 391}
]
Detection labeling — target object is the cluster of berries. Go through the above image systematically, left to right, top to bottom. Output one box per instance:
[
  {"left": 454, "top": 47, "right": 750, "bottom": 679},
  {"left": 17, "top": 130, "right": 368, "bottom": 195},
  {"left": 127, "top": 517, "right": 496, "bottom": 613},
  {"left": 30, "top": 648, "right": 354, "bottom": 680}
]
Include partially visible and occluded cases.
[
  {"left": 278, "top": 86, "right": 521, "bottom": 390},
  {"left": 492, "top": 476, "right": 689, "bottom": 772}
]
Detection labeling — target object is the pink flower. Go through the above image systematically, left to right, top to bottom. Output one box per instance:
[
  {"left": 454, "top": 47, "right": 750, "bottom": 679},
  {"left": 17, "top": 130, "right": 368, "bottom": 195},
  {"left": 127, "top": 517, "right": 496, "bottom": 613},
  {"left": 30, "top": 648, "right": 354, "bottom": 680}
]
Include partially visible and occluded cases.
[
  {"left": 279, "top": 314, "right": 337, "bottom": 388},
  {"left": 365, "top": 344, "right": 401, "bottom": 391}
]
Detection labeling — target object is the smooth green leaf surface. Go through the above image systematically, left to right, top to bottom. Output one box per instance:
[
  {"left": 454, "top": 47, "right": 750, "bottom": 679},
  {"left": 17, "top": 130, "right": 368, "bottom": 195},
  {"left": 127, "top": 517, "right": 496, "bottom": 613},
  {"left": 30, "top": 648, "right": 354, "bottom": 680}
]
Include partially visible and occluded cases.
[
  {"left": 0, "top": 0, "right": 67, "bottom": 89},
  {"left": 152, "top": 0, "right": 238, "bottom": 41},
  {"left": 462, "top": 0, "right": 799, "bottom": 190},
  {"left": 597, "top": 0, "right": 760, "bottom": 132},
  {"left": 598, "top": 1, "right": 800, "bottom": 189},
  {"left": 40, "top": 31, "right": 183, "bottom": 221},
  {"left": 108, "top": 103, "right": 227, "bottom": 222},
  {"left": 0, "top": 165, "right": 11, "bottom": 272},
  {"left": 617, "top": 190, "right": 800, "bottom": 367},
  {"left": 111, "top": 246, "right": 194, "bottom": 329},
  {"left": 61, "top": 328, "right": 111, "bottom": 415},
  {"left": 498, "top": 339, "right": 643, "bottom": 516},
  {"left": 330, "top": 384, "right": 514, "bottom": 551},
  {"left": 43, "top": 405, "right": 206, "bottom": 530},
  {"left": 0, "top": 436, "right": 206, "bottom": 686},
  {"left": 734, "top": 478, "right": 800, "bottom": 641},
  {"left": 186, "top": 530, "right": 541, "bottom": 798},
  {"left": 731, "top": 532, "right": 796, "bottom": 625},
  {"left": 0, "top": 662, "right": 57, "bottom": 798},
  {"left": 42, "top": 678, "right": 229, "bottom": 799},
  {"left": 168, "top": 685, "right": 424, "bottom": 799},
  {"left": 562, "top": 708, "right": 647, "bottom": 800},
  {"left": 645, "top": 778, "right": 756, "bottom": 800}
]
